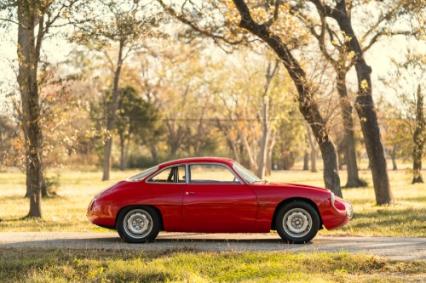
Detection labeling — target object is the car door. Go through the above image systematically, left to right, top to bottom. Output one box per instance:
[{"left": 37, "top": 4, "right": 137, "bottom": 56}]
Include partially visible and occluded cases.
[
  {"left": 182, "top": 163, "right": 258, "bottom": 232},
  {"left": 143, "top": 165, "right": 186, "bottom": 231}
]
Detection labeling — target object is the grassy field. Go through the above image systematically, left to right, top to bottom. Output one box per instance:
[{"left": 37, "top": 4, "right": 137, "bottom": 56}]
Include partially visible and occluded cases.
[
  {"left": 0, "top": 167, "right": 425, "bottom": 237},
  {"left": 1, "top": 249, "right": 425, "bottom": 282}
]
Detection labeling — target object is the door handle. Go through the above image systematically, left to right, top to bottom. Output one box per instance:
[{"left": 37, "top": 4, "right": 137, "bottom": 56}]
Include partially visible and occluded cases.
[{"left": 185, "top": 191, "right": 195, "bottom": 195}]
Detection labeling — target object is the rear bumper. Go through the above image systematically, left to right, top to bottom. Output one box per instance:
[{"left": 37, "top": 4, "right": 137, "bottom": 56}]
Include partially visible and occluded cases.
[{"left": 87, "top": 199, "right": 116, "bottom": 228}]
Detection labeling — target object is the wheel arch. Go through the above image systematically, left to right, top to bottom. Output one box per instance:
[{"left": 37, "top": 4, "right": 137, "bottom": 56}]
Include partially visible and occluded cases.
[
  {"left": 271, "top": 197, "right": 323, "bottom": 230},
  {"left": 115, "top": 204, "right": 164, "bottom": 230}
]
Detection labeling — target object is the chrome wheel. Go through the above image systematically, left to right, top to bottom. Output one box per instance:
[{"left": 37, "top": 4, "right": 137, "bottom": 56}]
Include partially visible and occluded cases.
[
  {"left": 282, "top": 207, "right": 313, "bottom": 238},
  {"left": 123, "top": 209, "right": 153, "bottom": 239}
]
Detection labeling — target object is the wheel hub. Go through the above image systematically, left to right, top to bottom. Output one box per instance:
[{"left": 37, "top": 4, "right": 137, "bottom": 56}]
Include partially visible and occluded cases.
[
  {"left": 282, "top": 208, "right": 313, "bottom": 238},
  {"left": 123, "top": 209, "right": 153, "bottom": 239}
]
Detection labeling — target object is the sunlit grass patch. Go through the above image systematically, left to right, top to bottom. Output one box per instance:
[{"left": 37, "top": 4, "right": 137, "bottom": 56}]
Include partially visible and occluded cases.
[{"left": 1, "top": 249, "right": 425, "bottom": 282}]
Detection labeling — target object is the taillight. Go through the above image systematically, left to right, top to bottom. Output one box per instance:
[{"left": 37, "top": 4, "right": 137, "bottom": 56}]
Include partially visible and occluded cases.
[{"left": 88, "top": 199, "right": 95, "bottom": 211}]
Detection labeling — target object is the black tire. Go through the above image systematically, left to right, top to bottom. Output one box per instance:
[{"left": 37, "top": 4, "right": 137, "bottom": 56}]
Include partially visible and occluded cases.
[
  {"left": 275, "top": 200, "right": 320, "bottom": 244},
  {"left": 116, "top": 206, "right": 160, "bottom": 243}
]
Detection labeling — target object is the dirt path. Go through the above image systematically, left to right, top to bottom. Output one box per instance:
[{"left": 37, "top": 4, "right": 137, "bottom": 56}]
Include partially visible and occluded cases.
[{"left": 1, "top": 232, "right": 425, "bottom": 261}]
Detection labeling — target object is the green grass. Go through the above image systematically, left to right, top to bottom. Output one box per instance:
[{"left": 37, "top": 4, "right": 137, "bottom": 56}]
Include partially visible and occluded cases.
[
  {"left": 0, "top": 167, "right": 425, "bottom": 236},
  {"left": 1, "top": 249, "right": 425, "bottom": 282}
]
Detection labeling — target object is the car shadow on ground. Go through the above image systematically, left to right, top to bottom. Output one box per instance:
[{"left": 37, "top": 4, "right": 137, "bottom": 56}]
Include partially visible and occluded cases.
[
  {"left": 2, "top": 235, "right": 426, "bottom": 261},
  {"left": 0, "top": 236, "right": 314, "bottom": 251}
]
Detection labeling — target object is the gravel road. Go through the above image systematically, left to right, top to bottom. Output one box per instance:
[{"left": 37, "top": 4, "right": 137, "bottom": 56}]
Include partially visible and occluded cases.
[{"left": 1, "top": 232, "right": 425, "bottom": 261}]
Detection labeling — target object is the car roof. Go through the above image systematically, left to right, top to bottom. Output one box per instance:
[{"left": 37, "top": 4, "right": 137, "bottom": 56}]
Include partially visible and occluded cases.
[{"left": 158, "top": 157, "right": 235, "bottom": 168}]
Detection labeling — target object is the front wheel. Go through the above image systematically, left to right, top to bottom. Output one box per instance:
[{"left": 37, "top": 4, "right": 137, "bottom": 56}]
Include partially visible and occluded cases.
[
  {"left": 275, "top": 201, "right": 320, "bottom": 244},
  {"left": 116, "top": 207, "right": 160, "bottom": 243}
]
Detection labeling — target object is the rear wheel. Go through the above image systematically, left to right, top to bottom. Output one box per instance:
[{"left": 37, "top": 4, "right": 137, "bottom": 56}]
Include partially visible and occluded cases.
[
  {"left": 275, "top": 201, "right": 320, "bottom": 244},
  {"left": 117, "top": 207, "right": 160, "bottom": 243}
]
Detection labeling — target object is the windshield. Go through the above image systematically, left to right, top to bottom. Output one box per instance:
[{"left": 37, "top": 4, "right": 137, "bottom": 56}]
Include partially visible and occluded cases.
[
  {"left": 232, "top": 162, "right": 262, "bottom": 184},
  {"left": 126, "top": 166, "right": 159, "bottom": 182}
]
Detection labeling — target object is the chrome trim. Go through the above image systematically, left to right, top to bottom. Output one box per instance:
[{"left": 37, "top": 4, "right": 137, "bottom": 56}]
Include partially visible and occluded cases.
[
  {"left": 185, "top": 164, "right": 189, "bottom": 184},
  {"left": 330, "top": 191, "right": 336, "bottom": 210},
  {"left": 346, "top": 202, "right": 354, "bottom": 219}
]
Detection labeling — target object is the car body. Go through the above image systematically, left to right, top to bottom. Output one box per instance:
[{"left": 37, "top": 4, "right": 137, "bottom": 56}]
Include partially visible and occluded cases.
[{"left": 87, "top": 157, "right": 352, "bottom": 243}]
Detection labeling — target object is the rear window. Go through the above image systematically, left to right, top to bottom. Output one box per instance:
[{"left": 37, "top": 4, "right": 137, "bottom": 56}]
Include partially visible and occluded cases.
[{"left": 126, "top": 166, "right": 159, "bottom": 182}]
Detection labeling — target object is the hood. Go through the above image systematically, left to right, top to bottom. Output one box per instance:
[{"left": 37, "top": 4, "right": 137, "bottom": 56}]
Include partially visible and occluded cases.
[{"left": 266, "top": 182, "right": 329, "bottom": 193}]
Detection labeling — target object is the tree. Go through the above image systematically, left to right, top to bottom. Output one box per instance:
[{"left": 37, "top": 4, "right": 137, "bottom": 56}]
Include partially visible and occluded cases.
[
  {"left": 0, "top": 0, "right": 81, "bottom": 217},
  {"left": 72, "top": 0, "right": 160, "bottom": 180},
  {"left": 229, "top": 0, "right": 342, "bottom": 196},
  {"left": 299, "top": 0, "right": 423, "bottom": 188},
  {"left": 307, "top": 0, "right": 394, "bottom": 204},
  {"left": 157, "top": 1, "right": 343, "bottom": 196},
  {"left": 142, "top": 41, "right": 220, "bottom": 159},
  {"left": 211, "top": 50, "right": 300, "bottom": 177},
  {"left": 383, "top": 50, "right": 426, "bottom": 183},
  {"left": 257, "top": 60, "right": 279, "bottom": 178},
  {"left": 36, "top": 63, "right": 89, "bottom": 197},
  {"left": 412, "top": 85, "right": 425, "bottom": 183},
  {"left": 115, "top": 86, "right": 161, "bottom": 170},
  {"left": 272, "top": 111, "right": 305, "bottom": 171},
  {"left": 0, "top": 115, "right": 19, "bottom": 169},
  {"left": 306, "top": 125, "right": 318, "bottom": 173}
]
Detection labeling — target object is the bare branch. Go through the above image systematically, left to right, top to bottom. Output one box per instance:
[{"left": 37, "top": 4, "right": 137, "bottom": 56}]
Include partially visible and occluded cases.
[{"left": 157, "top": 0, "right": 244, "bottom": 46}]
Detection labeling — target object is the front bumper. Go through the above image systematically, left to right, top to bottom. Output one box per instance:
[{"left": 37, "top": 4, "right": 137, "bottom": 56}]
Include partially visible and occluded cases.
[{"left": 321, "top": 195, "right": 353, "bottom": 230}]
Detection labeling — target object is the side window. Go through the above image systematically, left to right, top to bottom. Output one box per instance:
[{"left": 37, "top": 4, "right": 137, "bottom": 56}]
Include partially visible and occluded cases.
[
  {"left": 189, "top": 164, "right": 239, "bottom": 183},
  {"left": 149, "top": 166, "right": 186, "bottom": 183}
]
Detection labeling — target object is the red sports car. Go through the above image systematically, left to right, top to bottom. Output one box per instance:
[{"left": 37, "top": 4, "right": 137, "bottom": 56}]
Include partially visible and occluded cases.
[{"left": 87, "top": 157, "right": 352, "bottom": 244}]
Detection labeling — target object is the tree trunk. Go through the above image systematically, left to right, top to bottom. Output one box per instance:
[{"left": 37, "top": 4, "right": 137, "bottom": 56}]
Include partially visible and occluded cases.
[
  {"left": 233, "top": 0, "right": 342, "bottom": 196},
  {"left": 17, "top": 1, "right": 43, "bottom": 217},
  {"left": 330, "top": 2, "right": 392, "bottom": 204},
  {"left": 102, "top": 40, "right": 124, "bottom": 181},
  {"left": 257, "top": 61, "right": 278, "bottom": 179},
  {"left": 336, "top": 70, "right": 366, "bottom": 188},
  {"left": 412, "top": 85, "right": 424, "bottom": 184},
  {"left": 257, "top": 99, "right": 270, "bottom": 179},
  {"left": 216, "top": 118, "right": 241, "bottom": 163},
  {"left": 166, "top": 121, "right": 185, "bottom": 159},
  {"left": 306, "top": 127, "right": 318, "bottom": 173},
  {"left": 239, "top": 129, "right": 258, "bottom": 173},
  {"left": 265, "top": 130, "right": 276, "bottom": 176},
  {"left": 119, "top": 132, "right": 127, "bottom": 171},
  {"left": 102, "top": 137, "right": 113, "bottom": 180},
  {"left": 229, "top": 140, "right": 241, "bottom": 163},
  {"left": 169, "top": 141, "right": 180, "bottom": 158},
  {"left": 149, "top": 143, "right": 159, "bottom": 163},
  {"left": 337, "top": 144, "right": 344, "bottom": 171},
  {"left": 391, "top": 145, "right": 398, "bottom": 171},
  {"left": 310, "top": 149, "right": 317, "bottom": 173},
  {"left": 266, "top": 150, "right": 272, "bottom": 176},
  {"left": 303, "top": 151, "right": 309, "bottom": 170},
  {"left": 24, "top": 158, "right": 30, "bottom": 197},
  {"left": 41, "top": 173, "right": 48, "bottom": 198}
]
